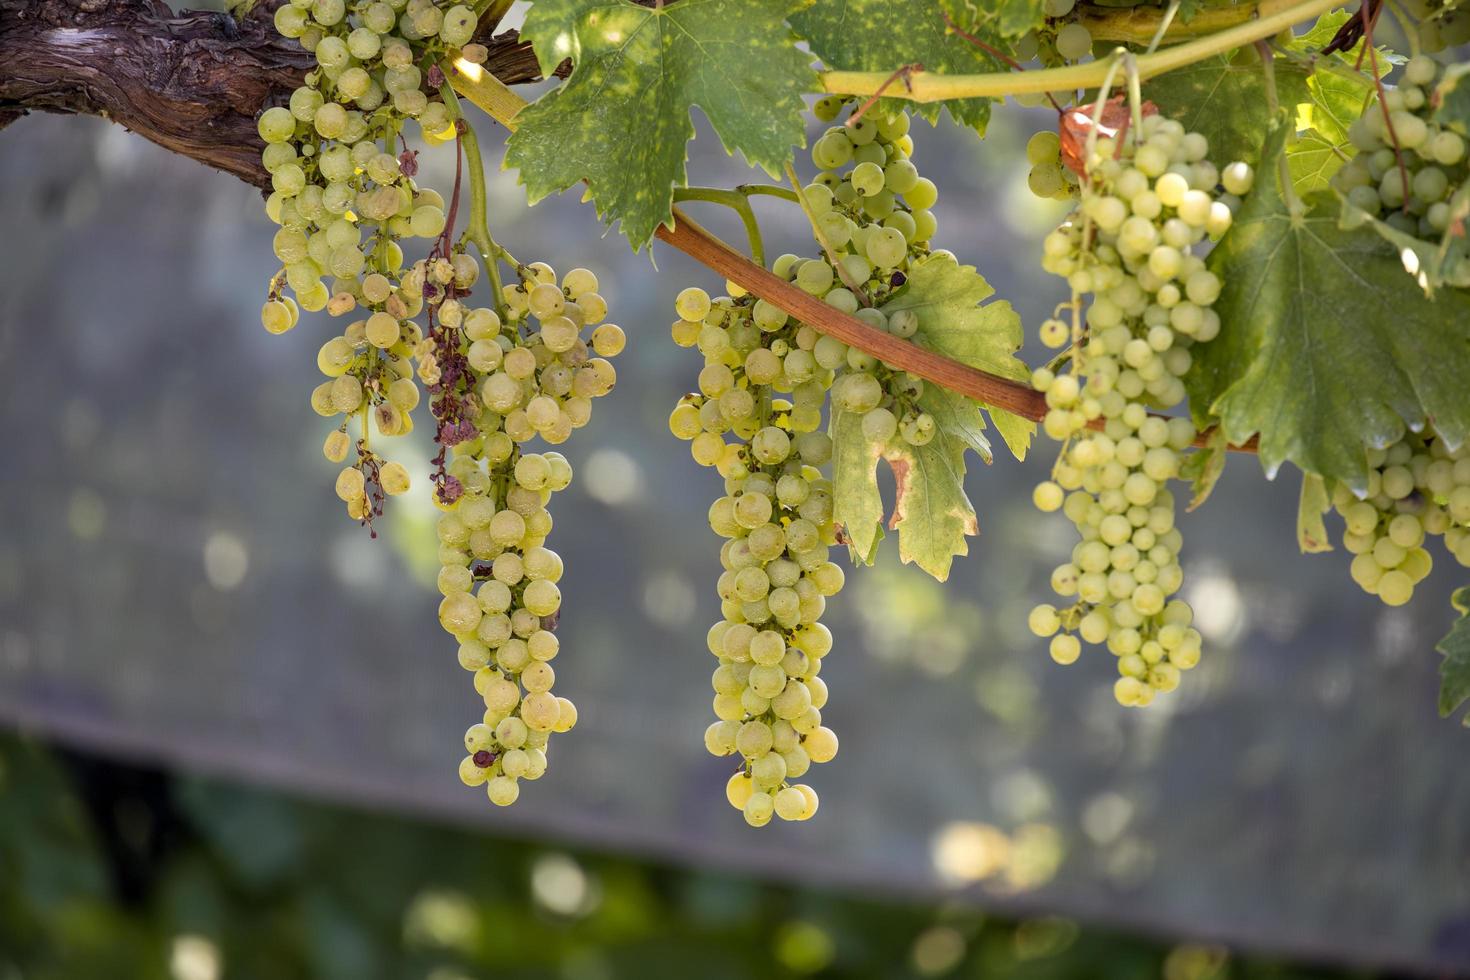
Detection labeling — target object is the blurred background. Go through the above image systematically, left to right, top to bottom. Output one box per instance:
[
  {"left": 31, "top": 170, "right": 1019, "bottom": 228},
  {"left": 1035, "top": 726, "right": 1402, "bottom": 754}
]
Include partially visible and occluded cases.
[{"left": 1, "top": 5, "right": 1468, "bottom": 976}]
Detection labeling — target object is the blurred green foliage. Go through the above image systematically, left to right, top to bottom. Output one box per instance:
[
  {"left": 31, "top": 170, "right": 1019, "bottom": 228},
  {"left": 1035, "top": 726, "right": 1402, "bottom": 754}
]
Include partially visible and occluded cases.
[{"left": 0, "top": 735, "right": 1368, "bottom": 980}]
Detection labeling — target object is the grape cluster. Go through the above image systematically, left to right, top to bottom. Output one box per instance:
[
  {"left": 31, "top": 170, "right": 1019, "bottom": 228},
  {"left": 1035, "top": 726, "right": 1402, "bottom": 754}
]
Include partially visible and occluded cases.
[
  {"left": 259, "top": 0, "right": 493, "bottom": 517},
  {"left": 1335, "top": 54, "right": 1470, "bottom": 286},
  {"left": 804, "top": 96, "right": 953, "bottom": 447},
  {"left": 1028, "top": 111, "right": 1254, "bottom": 706},
  {"left": 439, "top": 263, "right": 622, "bottom": 806},
  {"left": 669, "top": 286, "right": 842, "bottom": 826},
  {"left": 1333, "top": 434, "right": 1470, "bottom": 606}
]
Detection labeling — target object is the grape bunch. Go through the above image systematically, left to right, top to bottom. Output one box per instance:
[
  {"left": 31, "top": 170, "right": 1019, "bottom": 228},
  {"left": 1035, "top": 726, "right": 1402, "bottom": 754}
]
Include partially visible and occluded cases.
[
  {"left": 259, "top": 0, "right": 494, "bottom": 518},
  {"left": 1334, "top": 54, "right": 1470, "bottom": 286},
  {"left": 803, "top": 96, "right": 955, "bottom": 448},
  {"left": 1028, "top": 110, "right": 1255, "bottom": 706},
  {"left": 438, "top": 262, "right": 622, "bottom": 806},
  {"left": 668, "top": 286, "right": 843, "bottom": 827},
  {"left": 1332, "top": 433, "right": 1470, "bottom": 606}
]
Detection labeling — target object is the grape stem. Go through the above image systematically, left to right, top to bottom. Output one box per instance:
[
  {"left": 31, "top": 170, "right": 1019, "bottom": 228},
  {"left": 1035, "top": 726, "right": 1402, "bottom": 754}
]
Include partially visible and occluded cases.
[
  {"left": 818, "top": 0, "right": 1343, "bottom": 101},
  {"left": 1143, "top": 1, "right": 1183, "bottom": 55},
  {"left": 1359, "top": 2, "right": 1410, "bottom": 209},
  {"left": 1255, "top": 40, "right": 1306, "bottom": 221},
  {"left": 448, "top": 55, "right": 1260, "bottom": 454},
  {"left": 843, "top": 63, "right": 924, "bottom": 128},
  {"left": 440, "top": 68, "right": 507, "bottom": 316},
  {"left": 784, "top": 162, "right": 872, "bottom": 306},
  {"left": 672, "top": 186, "right": 768, "bottom": 267}
]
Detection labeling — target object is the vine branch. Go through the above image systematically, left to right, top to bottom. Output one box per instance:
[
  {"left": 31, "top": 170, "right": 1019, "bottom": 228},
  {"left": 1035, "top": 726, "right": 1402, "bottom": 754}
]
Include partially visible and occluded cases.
[
  {"left": 0, "top": 0, "right": 552, "bottom": 189},
  {"left": 819, "top": 0, "right": 1343, "bottom": 102},
  {"left": 672, "top": 186, "right": 767, "bottom": 267}
]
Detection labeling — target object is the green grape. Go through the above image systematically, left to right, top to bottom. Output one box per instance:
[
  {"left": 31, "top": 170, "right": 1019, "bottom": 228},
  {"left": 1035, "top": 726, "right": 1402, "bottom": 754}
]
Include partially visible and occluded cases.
[
  {"left": 269, "top": 0, "right": 631, "bottom": 808},
  {"left": 1055, "top": 23, "right": 1093, "bottom": 60},
  {"left": 1026, "top": 130, "right": 1061, "bottom": 165},
  {"left": 1028, "top": 163, "right": 1066, "bottom": 199}
]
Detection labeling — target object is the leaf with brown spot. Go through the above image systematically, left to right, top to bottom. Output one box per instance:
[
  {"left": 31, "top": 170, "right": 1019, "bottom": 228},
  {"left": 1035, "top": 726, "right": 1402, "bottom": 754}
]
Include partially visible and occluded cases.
[
  {"left": 1059, "top": 96, "right": 1157, "bottom": 177},
  {"left": 881, "top": 404, "right": 979, "bottom": 582}
]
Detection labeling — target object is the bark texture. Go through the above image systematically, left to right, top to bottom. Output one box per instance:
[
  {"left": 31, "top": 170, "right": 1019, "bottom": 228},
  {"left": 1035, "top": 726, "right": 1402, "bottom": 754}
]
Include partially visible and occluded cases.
[{"left": 0, "top": 0, "right": 547, "bottom": 188}]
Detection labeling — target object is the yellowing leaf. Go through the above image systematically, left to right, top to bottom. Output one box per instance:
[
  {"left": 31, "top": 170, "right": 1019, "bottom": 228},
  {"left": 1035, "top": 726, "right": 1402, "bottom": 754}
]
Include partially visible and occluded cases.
[
  {"left": 881, "top": 255, "right": 1034, "bottom": 462},
  {"left": 830, "top": 256, "right": 1031, "bottom": 581},
  {"left": 883, "top": 418, "right": 976, "bottom": 582},
  {"left": 1296, "top": 471, "right": 1334, "bottom": 553},
  {"left": 1437, "top": 586, "right": 1470, "bottom": 722}
]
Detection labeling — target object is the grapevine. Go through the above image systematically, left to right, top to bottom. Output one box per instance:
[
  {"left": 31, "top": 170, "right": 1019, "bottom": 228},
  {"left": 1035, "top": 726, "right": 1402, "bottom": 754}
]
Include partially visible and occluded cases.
[{"left": 6, "top": 0, "right": 1470, "bottom": 823}]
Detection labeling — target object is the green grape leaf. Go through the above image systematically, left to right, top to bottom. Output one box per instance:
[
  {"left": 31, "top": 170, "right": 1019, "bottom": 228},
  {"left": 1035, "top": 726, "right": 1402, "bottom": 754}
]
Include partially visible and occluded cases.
[
  {"left": 506, "top": 0, "right": 818, "bottom": 250},
  {"left": 791, "top": 0, "right": 1000, "bottom": 132},
  {"left": 939, "top": 0, "right": 1045, "bottom": 38},
  {"left": 1283, "top": 12, "right": 1380, "bottom": 196},
  {"left": 1145, "top": 49, "right": 1311, "bottom": 165},
  {"left": 1432, "top": 61, "right": 1470, "bottom": 136},
  {"left": 1288, "top": 67, "right": 1375, "bottom": 193},
  {"left": 1185, "top": 117, "right": 1470, "bottom": 492},
  {"left": 1286, "top": 128, "right": 1347, "bottom": 194},
  {"left": 1339, "top": 180, "right": 1470, "bottom": 296},
  {"left": 879, "top": 255, "right": 1035, "bottom": 462},
  {"left": 829, "top": 256, "right": 1029, "bottom": 580},
  {"left": 830, "top": 396, "right": 979, "bottom": 581},
  {"left": 831, "top": 404, "right": 886, "bottom": 565},
  {"left": 883, "top": 411, "right": 977, "bottom": 581},
  {"left": 1179, "top": 426, "right": 1227, "bottom": 511},
  {"left": 1296, "top": 471, "right": 1334, "bottom": 553},
  {"left": 1437, "top": 586, "right": 1470, "bottom": 722}
]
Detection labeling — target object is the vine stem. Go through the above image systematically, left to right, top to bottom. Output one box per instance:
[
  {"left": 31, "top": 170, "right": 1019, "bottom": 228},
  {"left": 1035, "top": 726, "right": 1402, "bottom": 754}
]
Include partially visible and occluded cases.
[
  {"left": 819, "top": 0, "right": 1342, "bottom": 101},
  {"left": 1143, "top": 1, "right": 1184, "bottom": 55},
  {"left": 942, "top": 13, "right": 1064, "bottom": 113},
  {"left": 1255, "top": 40, "right": 1305, "bottom": 221},
  {"left": 447, "top": 61, "right": 1259, "bottom": 453},
  {"left": 440, "top": 67, "right": 506, "bottom": 315},
  {"left": 672, "top": 186, "right": 767, "bottom": 267}
]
